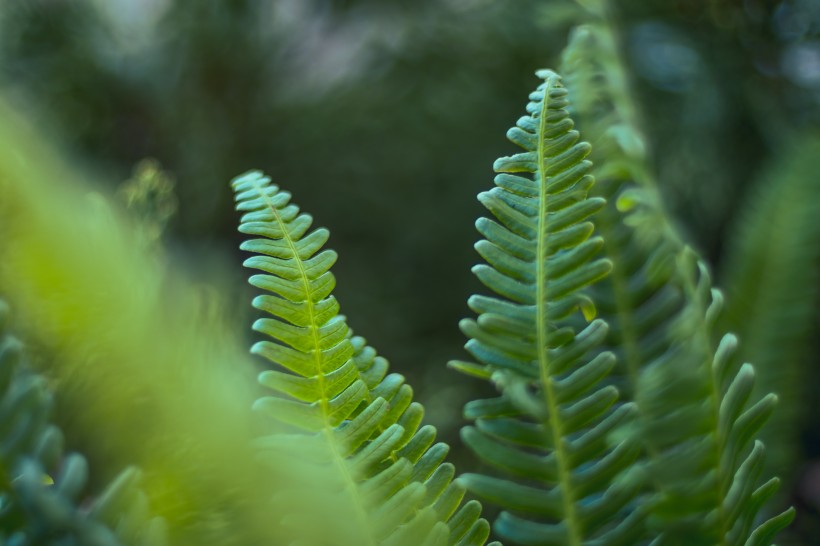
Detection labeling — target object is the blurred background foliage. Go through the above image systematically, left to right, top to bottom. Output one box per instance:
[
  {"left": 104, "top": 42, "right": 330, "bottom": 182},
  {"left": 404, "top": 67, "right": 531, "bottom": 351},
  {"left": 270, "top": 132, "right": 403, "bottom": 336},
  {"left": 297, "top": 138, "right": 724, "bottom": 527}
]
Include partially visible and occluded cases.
[{"left": 0, "top": 0, "right": 818, "bottom": 543}]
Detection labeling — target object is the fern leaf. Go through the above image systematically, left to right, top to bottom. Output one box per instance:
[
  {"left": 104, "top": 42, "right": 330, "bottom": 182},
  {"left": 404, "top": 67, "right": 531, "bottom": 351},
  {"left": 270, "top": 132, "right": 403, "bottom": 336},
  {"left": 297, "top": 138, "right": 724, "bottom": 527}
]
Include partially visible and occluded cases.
[
  {"left": 559, "top": 15, "right": 795, "bottom": 545},
  {"left": 560, "top": 22, "right": 685, "bottom": 398},
  {"left": 449, "top": 70, "right": 642, "bottom": 546},
  {"left": 0, "top": 98, "right": 282, "bottom": 545},
  {"left": 719, "top": 135, "right": 820, "bottom": 488},
  {"left": 233, "top": 171, "right": 489, "bottom": 546},
  {"left": 627, "top": 250, "right": 796, "bottom": 545},
  {"left": 0, "top": 299, "right": 167, "bottom": 546}
]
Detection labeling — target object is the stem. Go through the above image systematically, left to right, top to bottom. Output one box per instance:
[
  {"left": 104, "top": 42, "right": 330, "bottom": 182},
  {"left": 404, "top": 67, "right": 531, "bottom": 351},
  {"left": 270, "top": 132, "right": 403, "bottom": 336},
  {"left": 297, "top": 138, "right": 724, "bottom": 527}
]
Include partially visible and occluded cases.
[{"left": 536, "top": 79, "right": 583, "bottom": 546}]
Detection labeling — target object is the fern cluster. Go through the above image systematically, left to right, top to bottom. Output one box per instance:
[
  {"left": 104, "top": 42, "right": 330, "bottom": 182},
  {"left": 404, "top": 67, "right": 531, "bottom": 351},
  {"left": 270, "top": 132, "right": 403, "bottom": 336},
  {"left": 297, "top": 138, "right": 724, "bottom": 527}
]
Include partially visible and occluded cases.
[
  {"left": 0, "top": 3, "right": 801, "bottom": 545},
  {"left": 446, "top": 55, "right": 793, "bottom": 544}
]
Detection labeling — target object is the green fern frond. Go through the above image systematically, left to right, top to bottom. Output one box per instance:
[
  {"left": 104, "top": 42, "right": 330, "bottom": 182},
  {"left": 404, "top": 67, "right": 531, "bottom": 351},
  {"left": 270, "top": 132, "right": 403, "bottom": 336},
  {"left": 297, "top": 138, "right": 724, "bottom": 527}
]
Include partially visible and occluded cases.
[
  {"left": 559, "top": 15, "right": 795, "bottom": 545},
  {"left": 560, "top": 21, "right": 686, "bottom": 399},
  {"left": 449, "top": 70, "right": 643, "bottom": 546},
  {"left": 0, "top": 97, "right": 275, "bottom": 545},
  {"left": 719, "top": 135, "right": 820, "bottom": 490},
  {"left": 232, "top": 171, "right": 490, "bottom": 546},
  {"left": 625, "top": 249, "right": 796, "bottom": 545},
  {"left": 0, "top": 299, "right": 167, "bottom": 546}
]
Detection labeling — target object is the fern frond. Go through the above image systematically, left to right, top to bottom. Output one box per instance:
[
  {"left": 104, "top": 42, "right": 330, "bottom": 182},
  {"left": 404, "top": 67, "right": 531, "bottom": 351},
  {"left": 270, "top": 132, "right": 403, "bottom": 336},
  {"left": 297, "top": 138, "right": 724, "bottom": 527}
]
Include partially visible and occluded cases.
[
  {"left": 559, "top": 14, "right": 795, "bottom": 544},
  {"left": 560, "top": 21, "right": 686, "bottom": 398},
  {"left": 449, "top": 70, "right": 643, "bottom": 546},
  {"left": 719, "top": 135, "right": 820, "bottom": 491},
  {"left": 233, "top": 171, "right": 490, "bottom": 546},
  {"left": 626, "top": 249, "right": 796, "bottom": 545},
  {"left": 0, "top": 299, "right": 167, "bottom": 546}
]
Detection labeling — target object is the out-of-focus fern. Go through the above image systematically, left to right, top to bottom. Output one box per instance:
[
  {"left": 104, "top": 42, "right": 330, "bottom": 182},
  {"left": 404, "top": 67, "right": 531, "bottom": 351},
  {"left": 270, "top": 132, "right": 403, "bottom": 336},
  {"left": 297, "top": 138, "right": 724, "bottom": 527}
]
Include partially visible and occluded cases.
[
  {"left": 557, "top": 5, "right": 796, "bottom": 543},
  {"left": 560, "top": 16, "right": 685, "bottom": 399},
  {"left": 449, "top": 69, "right": 643, "bottom": 546},
  {"left": 719, "top": 135, "right": 820, "bottom": 489},
  {"left": 118, "top": 159, "right": 178, "bottom": 247},
  {"left": 232, "top": 171, "right": 492, "bottom": 546},
  {"left": 622, "top": 247, "right": 795, "bottom": 545},
  {"left": 0, "top": 299, "right": 167, "bottom": 546}
]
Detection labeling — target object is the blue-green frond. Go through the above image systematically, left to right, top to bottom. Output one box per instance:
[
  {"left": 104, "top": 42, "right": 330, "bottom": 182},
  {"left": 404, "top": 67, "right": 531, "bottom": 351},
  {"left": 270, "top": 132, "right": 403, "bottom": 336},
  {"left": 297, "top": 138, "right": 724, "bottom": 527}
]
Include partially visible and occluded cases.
[
  {"left": 560, "top": 17, "right": 794, "bottom": 544},
  {"left": 560, "top": 20, "right": 686, "bottom": 398},
  {"left": 449, "top": 70, "right": 641, "bottom": 546},
  {"left": 719, "top": 135, "right": 820, "bottom": 489},
  {"left": 628, "top": 251, "right": 795, "bottom": 545},
  {"left": 0, "top": 299, "right": 167, "bottom": 546}
]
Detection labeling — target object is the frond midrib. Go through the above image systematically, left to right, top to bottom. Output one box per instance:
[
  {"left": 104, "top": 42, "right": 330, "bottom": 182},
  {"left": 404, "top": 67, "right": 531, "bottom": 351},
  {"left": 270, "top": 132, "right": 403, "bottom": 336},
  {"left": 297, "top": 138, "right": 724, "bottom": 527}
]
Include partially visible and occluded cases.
[
  {"left": 535, "top": 77, "right": 582, "bottom": 546},
  {"left": 249, "top": 176, "right": 376, "bottom": 546}
]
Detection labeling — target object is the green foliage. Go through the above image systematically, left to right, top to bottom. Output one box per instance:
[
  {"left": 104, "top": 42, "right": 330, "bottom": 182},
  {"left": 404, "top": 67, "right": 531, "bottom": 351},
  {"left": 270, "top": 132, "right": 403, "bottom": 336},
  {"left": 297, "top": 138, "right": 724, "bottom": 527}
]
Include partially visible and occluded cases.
[
  {"left": 0, "top": 2, "right": 807, "bottom": 545},
  {"left": 554, "top": 8, "right": 797, "bottom": 543},
  {"left": 560, "top": 17, "right": 685, "bottom": 399},
  {"left": 448, "top": 42, "right": 794, "bottom": 543},
  {"left": 448, "top": 70, "right": 641, "bottom": 546},
  {"left": 0, "top": 98, "right": 281, "bottom": 545},
  {"left": 719, "top": 135, "right": 820, "bottom": 488},
  {"left": 232, "top": 172, "right": 491, "bottom": 546},
  {"left": 626, "top": 251, "right": 795, "bottom": 545},
  {"left": 0, "top": 300, "right": 166, "bottom": 546}
]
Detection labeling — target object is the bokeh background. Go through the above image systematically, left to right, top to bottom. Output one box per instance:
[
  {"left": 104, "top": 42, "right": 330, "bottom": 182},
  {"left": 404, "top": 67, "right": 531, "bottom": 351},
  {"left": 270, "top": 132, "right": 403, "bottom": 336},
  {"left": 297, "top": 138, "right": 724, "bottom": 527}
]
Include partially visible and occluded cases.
[{"left": 1, "top": 0, "right": 818, "bottom": 542}]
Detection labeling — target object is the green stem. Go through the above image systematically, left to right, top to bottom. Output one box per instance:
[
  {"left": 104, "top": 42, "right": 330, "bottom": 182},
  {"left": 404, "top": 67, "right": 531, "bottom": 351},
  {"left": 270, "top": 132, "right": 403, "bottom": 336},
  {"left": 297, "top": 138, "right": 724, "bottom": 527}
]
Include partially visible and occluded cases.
[
  {"left": 536, "top": 78, "right": 582, "bottom": 546},
  {"left": 253, "top": 179, "right": 376, "bottom": 546}
]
